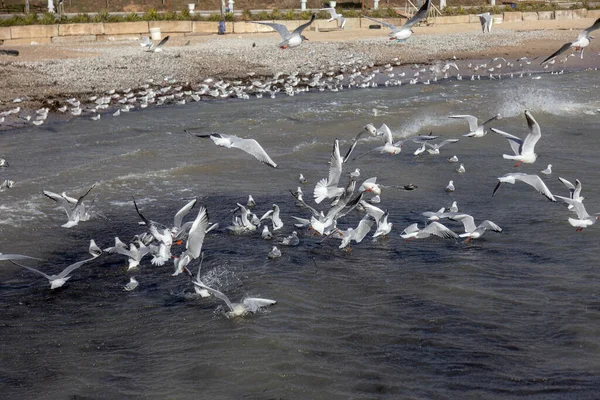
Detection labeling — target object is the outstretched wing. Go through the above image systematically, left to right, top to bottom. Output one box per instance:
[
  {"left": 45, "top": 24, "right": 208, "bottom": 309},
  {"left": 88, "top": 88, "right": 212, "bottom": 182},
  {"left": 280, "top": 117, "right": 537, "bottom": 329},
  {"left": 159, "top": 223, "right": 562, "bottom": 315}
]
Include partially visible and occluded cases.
[
  {"left": 403, "top": 0, "right": 431, "bottom": 29},
  {"left": 293, "top": 13, "right": 316, "bottom": 35},
  {"left": 362, "top": 15, "right": 400, "bottom": 32},
  {"left": 580, "top": 17, "right": 600, "bottom": 38},
  {"left": 251, "top": 21, "right": 290, "bottom": 39},
  {"left": 541, "top": 42, "right": 572, "bottom": 65},
  {"left": 521, "top": 110, "right": 541, "bottom": 155},
  {"left": 448, "top": 115, "right": 478, "bottom": 132},
  {"left": 490, "top": 128, "right": 523, "bottom": 155},
  {"left": 230, "top": 138, "right": 278, "bottom": 168},
  {"left": 514, "top": 174, "right": 556, "bottom": 202},
  {"left": 555, "top": 195, "right": 590, "bottom": 219},
  {"left": 173, "top": 198, "right": 197, "bottom": 230},
  {"left": 186, "top": 207, "right": 209, "bottom": 259},
  {"left": 424, "top": 221, "right": 458, "bottom": 239},
  {"left": 9, "top": 260, "right": 52, "bottom": 280},
  {"left": 193, "top": 281, "right": 235, "bottom": 312}
]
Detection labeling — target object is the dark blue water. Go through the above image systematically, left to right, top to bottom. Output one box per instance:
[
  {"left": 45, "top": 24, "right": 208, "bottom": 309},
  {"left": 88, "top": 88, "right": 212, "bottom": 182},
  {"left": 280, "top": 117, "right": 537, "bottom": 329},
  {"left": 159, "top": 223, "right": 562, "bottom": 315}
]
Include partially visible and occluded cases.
[{"left": 1, "top": 69, "right": 600, "bottom": 399}]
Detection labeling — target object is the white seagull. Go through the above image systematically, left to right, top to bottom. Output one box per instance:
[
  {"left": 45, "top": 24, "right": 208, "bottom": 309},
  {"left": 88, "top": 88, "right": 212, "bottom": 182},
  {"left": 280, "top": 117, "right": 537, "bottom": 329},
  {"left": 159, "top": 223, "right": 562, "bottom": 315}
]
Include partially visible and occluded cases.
[
  {"left": 362, "top": 0, "right": 431, "bottom": 42},
  {"left": 320, "top": 7, "right": 346, "bottom": 29},
  {"left": 477, "top": 12, "right": 493, "bottom": 33},
  {"left": 250, "top": 13, "right": 316, "bottom": 49},
  {"left": 541, "top": 18, "right": 600, "bottom": 64},
  {"left": 142, "top": 35, "right": 170, "bottom": 52},
  {"left": 491, "top": 110, "right": 541, "bottom": 167},
  {"left": 448, "top": 113, "right": 501, "bottom": 137},
  {"left": 187, "top": 131, "right": 277, "bottom": 168},
  {"left": 314, "top": 139, "right": 344, "bottom": 204},
  {"left": 541, "top": 164, "right": 552, "bottom": 175},
  {"left": 493, "top": 173, "right": 556, "bottom": 201},
  {"left": 558, "top": 177, "right": 584, "bottom": 209},
  {"left": 43, "top": 185, "right": 97, "bottom": 228},
  {"left": 555, "top": 195, "right": 598, "bottom": 231},
  {"left": 260, "top": 204, "right": 284, "bottom": 231},
  {"left": 172, "top": 206, "right": 210, "bottom": 276},
  {"left": 449, "top": 213, "right": 502, "bottom": 241},
  {"left": 400, "top": 221, "right": 458, "bottom": 240},
  {"left": 104, "top": 237, "right": 151, "bottom": 270},
  {"left": 7, "top": 240, "right": 102, "bottom": 289},
  {"left": 193, "top": 281, "right": 276, "bottom": 317}
]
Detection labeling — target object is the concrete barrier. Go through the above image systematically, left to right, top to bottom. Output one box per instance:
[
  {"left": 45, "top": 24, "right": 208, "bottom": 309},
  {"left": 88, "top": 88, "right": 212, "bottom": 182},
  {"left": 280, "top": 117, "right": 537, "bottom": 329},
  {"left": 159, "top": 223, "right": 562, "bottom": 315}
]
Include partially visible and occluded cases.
[
  {"left": 571, "top": 9, "right": 588, "bottom": 19},
  {"left": 554, "top": 10, "right": 572, "bottom": 20},
  {"left": 588, "top": 10, "right": 600, "bottom": 18},
  {"left": 537, "top": 11, "right": 554, "bottom": 20},
  {"left": 502, "top": 12, "right": 522, "bottom": 22},
  {"left": 521, "top": 12, "right": 538, "bottom": 22},
  {"left": 433, "top": 15, "right": 470, "bottom": 25},
  {"left": 361, "top": 17, "right": 406, "bottom": 28},
  {"left": 343, "top": 18, "right": 360, "bottom": 29},
  {"left": 148, "top": 20, "right": 192, "bottom": 33},
  {"left": 104, "top": 21, "right": 149, "bottom": 35},
  {"left": 192, "top": 21, "right": 219, "bottom": 33},
  {"left": 232, "top": 21, "right": 275, "bottom": 33},
  {"left": 58, "top": 23, "right": 104, "bottom": 36},
  {"left": 10, "top": 25, "right": 58, "bottom": 39},
  {"left": 0, "top": 27, "right": 11, "bottom": 40},
  {"left": 52, "top": 34, "right": 97, "bottom": 43},
  {"left": 98, "top": 34, "right": 140, "bottom": 41}
]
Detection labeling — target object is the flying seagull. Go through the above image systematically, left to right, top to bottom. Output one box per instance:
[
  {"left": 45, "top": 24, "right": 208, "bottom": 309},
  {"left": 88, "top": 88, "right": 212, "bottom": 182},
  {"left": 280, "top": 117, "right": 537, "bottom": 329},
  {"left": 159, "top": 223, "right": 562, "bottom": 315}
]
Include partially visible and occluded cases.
[
  {"left": 362, "top": 0, "right": 431, "bottom": 42},
  {"left": 320, "top": 7, "right": 346, "bottom": 29},
  {"left": 478, "top": 12, "right": 493, "bottom": 33},
  {"left": 249, "top": 13, "right": 316, "bottom": 48},
  {"left": 541, "top": 18, "right": 600, "bottom": 64},
  {"left": 490, "top": 110, "right": 541, "bottom": 167},
  {"left": 448, "top": 113, "right": 501, "bottom": 137},
  {"left": 186, "top": 131, "right": 277, "bottom": 168},
  {"left": 493, "top": 173, "right": 556, "bottom": 202},
  {"left": 43, "top": 184, "right": 97, "bottom": 228},
  {"left": 7, "top": 240, "right": 102, "bottom": 289}
]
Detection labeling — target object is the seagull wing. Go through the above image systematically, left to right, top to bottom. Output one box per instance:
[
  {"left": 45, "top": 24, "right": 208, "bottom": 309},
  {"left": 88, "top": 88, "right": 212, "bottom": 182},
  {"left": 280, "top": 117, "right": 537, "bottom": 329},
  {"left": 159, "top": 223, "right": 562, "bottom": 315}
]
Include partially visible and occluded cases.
[
  {"left": 403, "top": 0, "right": 431, "bottom": 29},
  {"left": 293, "top": 13, "right": 316, "bottom": 36},
  {"left": 362, "top": 15, "right": 399, "bottom": 32},
  {"left": 580, "top": 17, "right": 600, "bottom": 38},
  {"left": 252, "top": 22, "right": 291, "bottom": 39},
  {"left": 151, "top": 35, "right": 170, "bottom": 51},
  {"left": 541, "top": 42, "right": 572, "bottom": 65},
  {"left": 521, "top": 110, "right": 541, "bottom": 156},
  {"left": 481, "top": 114, "right": 501, "bottom": 128},
  {"left": 448, "top": 115, "right": 478, "bottom": 132},
  {"left": 379, "top": 123, "right": 393, "bottom": 145},
  {"left": 490, "top": 128, "right": 523, "bottom": 155},
  {"left": 229, "top": 137, "right": 278, "bottom": 168},
  {"left": 437, "top": 138, "right": 460, "bottom": 148},
  {"left": 328, "top": 139, "right": 343, "bottom": 186},
  {"left": 514, "top": 174, "right": 556, "bottom": 201},
  {"left": 558, "top": 176, "right": 575, "bottom": 197},
  {"left": 573, "top": 179, "right": 583, "bottom": 200},
  {"left": 43, "top": 190, "right": 73, "bottom": 219},
  {"left": 555, "top": 196, "right": 590, "bottom": 219},
  {"left": 173, "top": 198, "right": 197, "bottom": 230},
  {"left": 360, "top": 200, "right": 385, "bottom": 222},
  {"left": 186, "top": 207, "right": 209, "bottom": 259},
  {"left": 450, "top": 213, "right": 477, "bottom": 233},
  {"left": 352, "top": 216, "right": 375, "bottom": 243},
  {"left": 480, "top": 220, "right": 503, "bottom": 232},
  {"left": 424, "top": 221, "right": 458, "bottom": 239},
  {"left": 57, "top": 240, "right": 102, "bottom": 279},
  {"left": 0, "top": 253, "right": 44, "bottom": 261},
  {"left": 9, "top": 260, "right": 52, "bottom": 280},
  {"left": 193, "top": 281, "right": 235, "bottom": 312},
  {"left": 243, "top": 297, "right": 277, "bottom": 312}
]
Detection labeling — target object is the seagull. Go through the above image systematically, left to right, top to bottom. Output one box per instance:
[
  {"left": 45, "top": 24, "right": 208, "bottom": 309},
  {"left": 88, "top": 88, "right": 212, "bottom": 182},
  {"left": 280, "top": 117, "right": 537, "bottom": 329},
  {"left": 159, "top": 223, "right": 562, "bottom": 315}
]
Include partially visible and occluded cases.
[
  {"left": 362, "top": 0, "right": 431, "bottom": 42},
  {"left": 320, "top": 7, "right": 346, "bottom": 29},
  {"left": 477, "top": 12, "right": 493, "bottom": 33},
  {"left": 250, "top": 13, "right": 316, "bottom": 48},
  {"left": 541, "top": 18, "right": 600, "bottom": 64},
  {"left": 144, "top": 35, "right": 170, "bottom": 53},
  {"left": 491, "top": 110, "right": 541, "bottom": 167},
  {"left": 448, "top": 114, "right": 501, "bottom": 137},
  {"left": 343, "top": 123, "right": 380, "bottom": 163},
  {"left": 353, "top": 123, "right": 404, "bottom": 159},
  {"left": 186, "top": 131, "right": 277, "bottom": 168},
  {"left": 424, "top": 138, "right": 460, "bottom": 155},
  {"left": 314, "top": 139, "right": 344, "bottom": 204},
  {"left": 448, "top": 155, "right": 459, "bottom": 163},
  {"left": 456, "top": 163, "right": 466, "bottom": 174},
  {"left": 541, "top": 164, "right": 552, "bottom": 175},
  {"left": 493, "top": 173, "right": 556, "bottom": 201},
  {"left": 558, "top": 177, "right": 584, "bottom": 209},
  {"left": 446, "top": 180, "right": 455, "bottom": 192},
  {"left": 43, "top": 184, "right": 96, "bottom": 228},
  {"left": 247, "top": 195, "right": 256, "bottom": 208},
  {"left": 555, "top": 195, "right": 598, "bottom": 231},
  {"left": 133, "top": 197, "right": 198, "bottom": 241},
  {"left": 449, "top": 201, "right": 459, "bottom": 213},
  {"left": 260, "top": 204, "right": 284, "bottom": 231},
  {"left": 172, "top": 206, "right": 210, "bottom": 276},
  {"left": 421, "top": 207, "right": 447, "bottom": 221},
  {"left": 372, "top": 210, "right": 393, "bottom": 238},
  {"left": 448, "top": 213, "right": 502, "bottom": 241},
  {"left": 327, "top": 215, "right": 374, "bottom": 250},
  {"left": 400, "top": 221, "right": 458, "bottom": 240},
  {"left": 261, "top": 225, "right": 273, "bottom": 240},
  {"left": 281, "top": 231, "right": 300, "bottom": 246},
  {"left": 104, "top": 237, "right": 152, "bottom": 270},
  {"left": 7, "top": 240, "right": 102, "bottom": 289},
  {"left": 268, "top": 246, "right": 282, "bottom": 259},
  {"left": 123, "top": 277, "right": 139, "bottom": 291},
  {"left": 193, "top": 281, "right": 276, "bottom": 317}
]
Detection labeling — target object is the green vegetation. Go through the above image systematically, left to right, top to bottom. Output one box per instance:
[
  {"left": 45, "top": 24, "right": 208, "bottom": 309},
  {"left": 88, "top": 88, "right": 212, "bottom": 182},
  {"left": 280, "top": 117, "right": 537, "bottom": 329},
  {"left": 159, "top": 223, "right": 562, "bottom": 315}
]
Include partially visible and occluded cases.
[{"left": 0, "top": 4, "right": 598, "bottom": 27}]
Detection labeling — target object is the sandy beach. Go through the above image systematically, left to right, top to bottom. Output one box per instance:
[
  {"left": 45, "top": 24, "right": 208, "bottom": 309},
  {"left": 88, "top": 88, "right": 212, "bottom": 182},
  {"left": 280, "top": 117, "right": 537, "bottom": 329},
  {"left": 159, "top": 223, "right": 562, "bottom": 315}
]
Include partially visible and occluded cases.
[{"left": 0, "top": 18, "right": 597, "bottom": 115}]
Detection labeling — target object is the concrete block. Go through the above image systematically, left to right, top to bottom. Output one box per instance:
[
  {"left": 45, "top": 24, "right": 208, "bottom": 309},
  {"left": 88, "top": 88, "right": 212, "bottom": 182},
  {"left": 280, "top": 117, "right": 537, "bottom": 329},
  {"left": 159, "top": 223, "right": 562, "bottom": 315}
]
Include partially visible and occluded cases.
[
  {"left": 571, "top": 9, "right": 587, "bottom": 19},
  {"left": 554, "top": 10, "right": 572, "bottom": 20},
  {"left": 587, "top": 10, "right": 600, "bottom": 19},
  {"left": 537, "top": 11, "right": 554, "bottom": 20},
  {"left": 502, "top": 12, "right": 522, "bottom": 22},
  {"left": 521, "top": 12, "right": 538, "bottom": 21},
  {"left": 469, "top": 14, "right": 482, "bottom": 24},
  {"left": 433, "top": 15, "right": 470, "bottom": 24},
  {"left": 361, "top": 17, "right": 407, "bottom": 28},
  {"left": 343, "top": 18, "right": 360, "bottom": 29},
  {"left": 148, "top": 20, "right": 192, "bottom": 33},
  {"left": 103, "top": 21, "right": 149, "bottom": 35},
  {"left": 192, "top": 21, "right": 219, "bottom": 33},
  {"left": 233, "top": 21, "right": 277, "bottom": 33},
  {"left": 58, "top": 23, "right": 104, "bottom": 36},
  {"left": 10, "top": 25, "right": 58, "bottom": 39},
  {"left": 0, "top": 27, "right": 11, "bottom": 40},
  {"left": 98, "top": 34, "right": 140, "bottom": 42},
  {"left": 52, "top": 35, "right": 97, "bottom": 43},
  {"left": 3, "top": 37, "right": 52, "bottom": 45}
]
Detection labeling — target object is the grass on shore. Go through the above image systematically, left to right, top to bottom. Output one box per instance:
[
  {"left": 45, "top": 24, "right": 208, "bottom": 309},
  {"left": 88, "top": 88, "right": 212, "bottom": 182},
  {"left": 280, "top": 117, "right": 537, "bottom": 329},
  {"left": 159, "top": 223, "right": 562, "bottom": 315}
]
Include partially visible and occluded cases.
[{"left": 0, "top": 2, "right": 596, "bottom": 27}]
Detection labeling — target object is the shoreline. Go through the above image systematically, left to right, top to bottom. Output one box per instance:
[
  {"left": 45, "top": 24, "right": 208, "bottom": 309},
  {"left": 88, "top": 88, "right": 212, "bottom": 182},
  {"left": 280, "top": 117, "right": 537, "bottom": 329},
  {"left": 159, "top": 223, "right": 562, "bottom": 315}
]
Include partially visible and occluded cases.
[{"left": 0, "top": 18, "right": 599, "bottom": 128}]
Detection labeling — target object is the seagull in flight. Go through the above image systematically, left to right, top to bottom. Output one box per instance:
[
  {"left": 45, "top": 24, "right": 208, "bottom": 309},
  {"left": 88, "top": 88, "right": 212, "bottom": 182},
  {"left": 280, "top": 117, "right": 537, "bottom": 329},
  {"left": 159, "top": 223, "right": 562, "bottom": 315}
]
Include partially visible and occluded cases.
[
  {"left": 362, "top": 0, "right": 431, "bottom": 42},
  {"left": 320, "top": 7, "right": 346, "bottom": 29},
  {"left": 477, "top": 12, "right": 493, "bottom": 33},
  {"left": 250, "top": 13, "right": 316, "bottom": 48},
  {"left": 541, "top": 18, "right": 600, "bottom": 64},
  {"left": 141, "top": 35, "right": 170, "bottom": 52},
  {"left": 491, "top": 110, "right": 541, "bottom": 167},
  {"left": 448, "top": 113, "right": 501, "bottom": 137},
  {"left": 186, "top": 131, "right": 277, "bottom": 168},
  {"left": 493, "top": 173, "right": 556, "bottom": 202},
  {"left": 558, "top": 177, "right": 584, "bottom": 210},
  {"left": 43, "top": 184, "right": 97, "bottom": 228},
  {"left": 555, "top": 195, "right": 598, "bottom": 231},
  {"left": 448, "top": 213, "right": 502, "bottom": 241},
  {"left": 400, "top": 221, "right": 458, "bottom": 240},
  {"left": 7, "top": 240, "right": 102, "bottom": 289}
]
